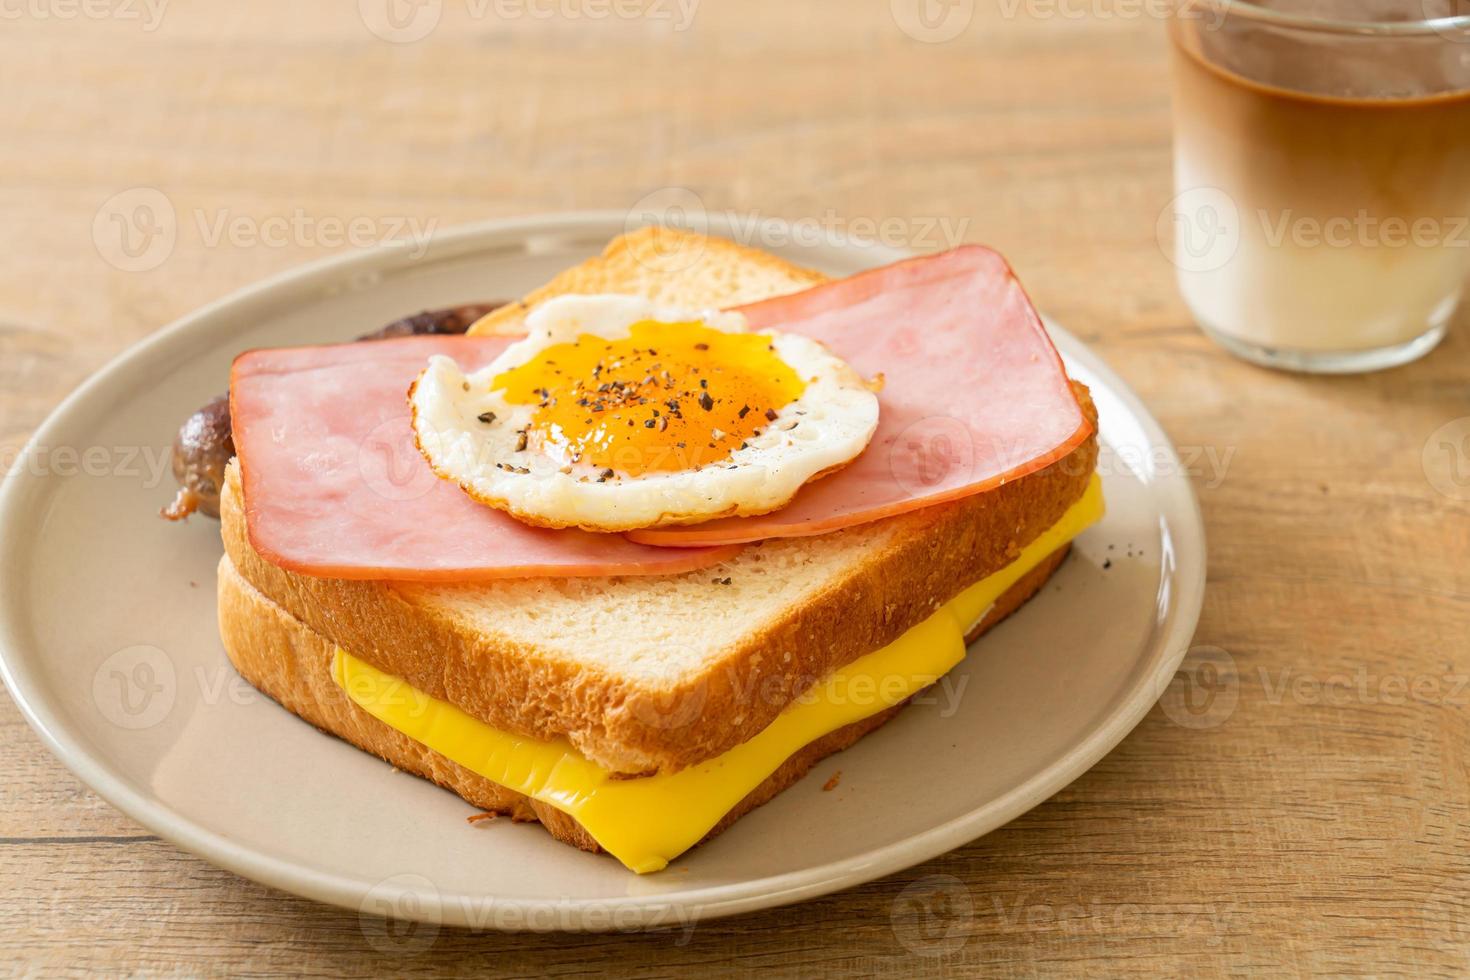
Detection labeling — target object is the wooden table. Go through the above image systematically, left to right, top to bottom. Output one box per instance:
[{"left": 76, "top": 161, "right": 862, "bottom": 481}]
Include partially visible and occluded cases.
[{"left": 3, "top": 2, "right": 1467, "bottom": 975}]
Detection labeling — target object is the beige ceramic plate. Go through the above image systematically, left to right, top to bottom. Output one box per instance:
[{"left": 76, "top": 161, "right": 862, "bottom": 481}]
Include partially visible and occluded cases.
[{"left": 0, "top": 213, "right": 1204, "bottom": 931}]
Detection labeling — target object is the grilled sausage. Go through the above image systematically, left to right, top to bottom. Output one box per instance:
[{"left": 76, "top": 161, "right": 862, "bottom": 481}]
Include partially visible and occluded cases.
[
  {"left": 161, "top": 302, "right": 503, "bottom": 520},
  {"left": 356, "top": 303, "right": 502, "bottom": 341}
]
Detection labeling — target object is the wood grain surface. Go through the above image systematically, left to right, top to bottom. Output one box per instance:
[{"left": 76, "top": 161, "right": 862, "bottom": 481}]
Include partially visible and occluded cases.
[{"left": 2, "top": 1, "right": 1468, "bottom": 976}]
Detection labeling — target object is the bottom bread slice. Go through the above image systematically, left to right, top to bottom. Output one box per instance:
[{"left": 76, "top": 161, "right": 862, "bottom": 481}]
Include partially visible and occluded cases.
[{"left": 215, "top": 543, "right": 1070, "bottom": 864}]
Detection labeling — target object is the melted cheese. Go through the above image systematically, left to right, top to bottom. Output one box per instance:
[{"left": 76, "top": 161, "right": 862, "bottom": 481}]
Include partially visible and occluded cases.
[{"left": 333, "top": 476, "right": 1103, "bottom": 873}]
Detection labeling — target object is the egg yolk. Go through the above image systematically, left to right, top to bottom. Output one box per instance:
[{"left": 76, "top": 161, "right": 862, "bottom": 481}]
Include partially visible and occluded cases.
[{"left": 491, "top": 320, "right": 807, "bottom": 477}]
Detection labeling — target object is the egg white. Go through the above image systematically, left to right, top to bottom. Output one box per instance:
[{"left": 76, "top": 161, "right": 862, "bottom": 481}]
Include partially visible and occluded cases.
[{"left": 409, "top": 294, "right": 880, "bottom": 531}]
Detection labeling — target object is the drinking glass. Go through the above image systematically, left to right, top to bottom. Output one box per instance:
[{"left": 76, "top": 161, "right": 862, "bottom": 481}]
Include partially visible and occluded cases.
[{"left": 1165, "top": 0, "right": 1470, "bottom": 373}]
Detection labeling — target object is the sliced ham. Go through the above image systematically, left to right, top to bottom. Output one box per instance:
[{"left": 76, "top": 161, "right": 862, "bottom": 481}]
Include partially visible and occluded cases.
[
  {"left": 627, "top": 246, "right": 1092, "bottom": 547},
  {"left": 230, "top": 336, "right": 741, "bottom": 581}
]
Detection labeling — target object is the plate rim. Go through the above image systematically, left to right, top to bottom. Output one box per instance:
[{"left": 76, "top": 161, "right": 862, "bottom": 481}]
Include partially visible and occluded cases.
[{"left": 0, "top": 212, "right": 1205, "bottom": 931}]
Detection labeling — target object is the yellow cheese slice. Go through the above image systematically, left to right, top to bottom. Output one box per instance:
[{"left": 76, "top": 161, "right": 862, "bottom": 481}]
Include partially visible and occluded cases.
[{"left": 334, "top": 476, "right": 1103, "bottom": 873}]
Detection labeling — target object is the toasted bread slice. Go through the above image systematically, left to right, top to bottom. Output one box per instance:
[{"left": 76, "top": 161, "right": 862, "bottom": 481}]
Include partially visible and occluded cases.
[
  {"left": 468, "top": 226, "right": 828, "bottom": 336},
  {"left": 221, "top": 230, "right": 1099, "bottom": 775},
  {"left": 217, "top": 542, "right": 1072, "bottom": 859}
]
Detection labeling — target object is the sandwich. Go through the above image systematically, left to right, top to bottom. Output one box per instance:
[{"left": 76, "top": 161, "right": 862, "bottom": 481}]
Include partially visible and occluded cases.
[{"left": 209, "top": 227, "right": 1101, "bottom": 874}]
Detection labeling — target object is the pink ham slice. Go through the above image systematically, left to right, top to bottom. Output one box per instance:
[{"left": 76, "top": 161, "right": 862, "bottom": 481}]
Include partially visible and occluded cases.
[
  {"left": 627, "top": 246, "right": 1092, "bottom": 547},
  {"left": 230, "top": 336, "right": 742, "bottom": 581}
]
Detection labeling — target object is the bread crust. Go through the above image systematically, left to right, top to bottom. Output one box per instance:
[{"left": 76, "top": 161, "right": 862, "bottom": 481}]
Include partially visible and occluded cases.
[{"left": 216, "top": 542, "right": 1071, "bottom": 864}]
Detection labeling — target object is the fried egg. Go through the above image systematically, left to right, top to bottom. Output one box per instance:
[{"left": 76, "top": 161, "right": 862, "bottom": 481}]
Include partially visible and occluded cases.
[{"left": 409, "top": 294, "right": 880, "bottom": 531}]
